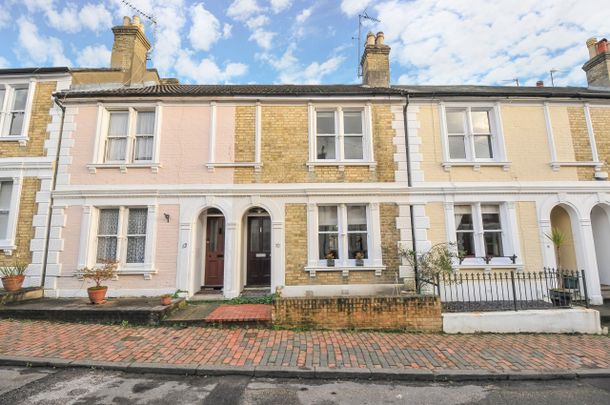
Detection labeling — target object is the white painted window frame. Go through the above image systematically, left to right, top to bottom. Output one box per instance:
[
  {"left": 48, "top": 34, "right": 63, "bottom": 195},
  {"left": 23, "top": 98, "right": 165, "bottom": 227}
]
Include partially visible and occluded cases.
[
  {"left": 0, "top": 80, "right": 36, "bottom": 146},
  {"left": 439, "top": 102, "right": 509, "bottom": 171},
  {"left": 89, "top": 103, "right": 163, "bottom": 173},
  {"left": 307, "top": 103, "right": 376, "bottom": 172},
  {"left": 0, "top": 177, "right": 22, "bottom": 255},
  {"left": 305, "top": 202, "right": 384, "bottom": 276},
  {"left": 445, "top": 202, "right": 520, "bottom": 269},
  {"left": 79, "top": 205, "right": 158, "bottom": 278}
]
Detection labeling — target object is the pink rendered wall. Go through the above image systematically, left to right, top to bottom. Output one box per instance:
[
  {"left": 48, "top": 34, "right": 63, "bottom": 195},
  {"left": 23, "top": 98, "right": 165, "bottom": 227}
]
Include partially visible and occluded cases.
[
  {"left": 67, "top": 104, "right": 236, "bottom": 185},
  {"left": 57, "top": 204, "right": 180, "bottom": 292}
]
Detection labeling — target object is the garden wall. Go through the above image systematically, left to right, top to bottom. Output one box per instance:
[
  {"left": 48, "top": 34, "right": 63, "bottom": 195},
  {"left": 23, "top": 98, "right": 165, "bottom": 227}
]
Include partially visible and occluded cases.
[{"left": 273, "top": 295, "right": 442, "bottom": 331}]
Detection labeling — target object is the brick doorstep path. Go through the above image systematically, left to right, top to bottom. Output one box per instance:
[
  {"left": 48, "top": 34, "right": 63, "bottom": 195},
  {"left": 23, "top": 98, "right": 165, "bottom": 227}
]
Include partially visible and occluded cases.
[{"left": 0, "top": 320, "right": 609, "bottom": 373}]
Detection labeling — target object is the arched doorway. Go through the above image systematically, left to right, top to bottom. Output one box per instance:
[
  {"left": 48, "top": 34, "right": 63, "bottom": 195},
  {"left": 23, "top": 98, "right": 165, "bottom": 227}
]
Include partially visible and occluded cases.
[
  {"left": 591, "top": 204, "right": 610, "bottom": 286},
  {"left": 549, "top": 205, "right": 577, "bottom": 270},
  {"left": 244, "top": 207, "right": 271, "bottom": 287},
  {"left": 195, "top": 208, "right": 226, "bottom": 292}
]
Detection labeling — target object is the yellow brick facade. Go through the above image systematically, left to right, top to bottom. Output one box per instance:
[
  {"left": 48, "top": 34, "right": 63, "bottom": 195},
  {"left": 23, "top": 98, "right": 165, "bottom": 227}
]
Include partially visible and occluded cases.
[
  {"left": 0, "top": 82, "right": 56, "bottom": 158},
  {"left": 235, "top": 103, "right": 396, "bottom": 184},
  {"left": 567, "top": 107, "right": 595, "bottom": 180},
  {"left": 590, "top": 107, "right": 610, "bottom": 177},
  {"left": 0, "top": 178, "right": 39, "bottom": 265}
]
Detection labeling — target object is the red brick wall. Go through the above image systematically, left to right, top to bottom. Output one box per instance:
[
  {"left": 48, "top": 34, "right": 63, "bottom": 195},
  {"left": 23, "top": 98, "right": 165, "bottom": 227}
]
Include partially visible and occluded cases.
[{"left": 273, "top": 296, "right": 442, "bottom": 331}]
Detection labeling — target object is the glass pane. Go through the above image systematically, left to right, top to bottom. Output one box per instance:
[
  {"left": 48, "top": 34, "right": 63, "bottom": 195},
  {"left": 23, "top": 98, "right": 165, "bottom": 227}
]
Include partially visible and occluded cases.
[
  {"left": 12, "top": 88, "right": 28, "bottom": 110},
  {"left": 0, "top": 89, "right": 5, "bottom": 110},
  {"left": 446, "top": 110, "right": 465, "bottom": 134},
  {"left": 471, "top": 110, "right": 491, "bottom": 134},
  {"left": 136, "top": 111, "right": 155, "bottom": 135},
  {"left": 316, "top": 111, "right": 335, "bottom": 134},
  {"left": 344, "top": 111, "right": 363, "bottom": 134},
  {"left": 8, "top": 112, "right": 24, "bottom": 135},
  {"left": 108, "top": 112, "right": 129, "bottom": 136},
  {"left": 474, "top": 135, "right": 493, "bottom": 158},
  {"left": 134, "top": 136, "right": 154, "bottom": 161},
  {"left": 316, "top": 136, "right": 336, "bottom": 159},
  {"left": 344, "top": 136, "right": 363, "bottom": 159},
  {"left": 448, "top": 136, "right": 466, "bottom": 159},
  {"left": 106, "top": 138, "right": 127, "bottom": 161},
  {"left": 0, "top": 181, "right": 13, "bottom": 209},
  {"left": 347, "top": 205, "right": 367, "bottom": 231},
  {"left": 318, "top": 206, "right": 338, "bottom": 231},
  {"left": 455, "top": 207, "right": 473, "bottom": 231},
  {"left": 128, "top": 208, "right": 147, "bottom": 234},
  {"left": 98, "top": 209, "right": 119, "bottom": 235},
  {"left": 0, "top": 213, "right": 7, "bottom": 239},
  {"left": 482, "top": 213, "right": 501, "bottom": 230},
  {"left": 208, "top": 218, "right": 218, "bottom": 252},
  {"left": 249, "top": 218, "right": 260, "bottom": 252},
  {"left": 262, "top": 218, "right": 271, "bottom": 252},
  {"left": 456, "top": 232, "right": 475, "bottom": 256},
  {"left": 484, "top": 232, "right": 503, "bottom": 257},
  {"left": 319, "top": 233, "right": 339, "bottom": 260},
  {"left": 348, "top": 233, "right": 368, "bottom": 259},
  {"left": 96, "top": 236, "right": 117, "bottom": 262},
  {"left": 126, "top": 236, "right": 146, "bottom": 263}
]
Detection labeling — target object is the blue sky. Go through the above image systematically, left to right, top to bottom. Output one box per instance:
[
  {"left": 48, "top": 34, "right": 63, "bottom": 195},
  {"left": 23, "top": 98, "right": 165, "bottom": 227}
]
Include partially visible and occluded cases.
[{"left": 0, "top": 0, "right": 608, "bottom": 87}]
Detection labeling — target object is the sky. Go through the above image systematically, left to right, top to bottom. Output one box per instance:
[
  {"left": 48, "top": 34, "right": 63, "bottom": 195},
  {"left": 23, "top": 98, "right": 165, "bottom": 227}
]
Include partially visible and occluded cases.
[{"left": 0, "top": 0, "right": 608, "bottom": 87}]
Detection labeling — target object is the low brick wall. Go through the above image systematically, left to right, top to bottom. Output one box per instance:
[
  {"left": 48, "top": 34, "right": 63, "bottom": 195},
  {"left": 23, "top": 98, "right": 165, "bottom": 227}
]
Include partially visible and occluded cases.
[{"left": 272, "top": 295, "right": 442, "bottom": 331}]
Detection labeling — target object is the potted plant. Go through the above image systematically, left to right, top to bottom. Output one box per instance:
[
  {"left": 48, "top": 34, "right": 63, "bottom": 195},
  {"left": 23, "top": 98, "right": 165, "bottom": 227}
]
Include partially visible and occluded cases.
[
  {"left": 545, "top": 227, "right": 572, "bottom": 307},
  {"left": 399, "top": 243, "right": 459, "bottom": 294},
  {"left": 326, "top": 251, "right": 335, "bottom": 267},
  {"left": 355, "top": 251, "right": 365, "bottom": 266},
  {"left": 81, "top": 260, "right": 117, "bottom": 304},
  {"left": 0, "top": 261, "right": 28, "bottom": 292},
  {"left": 160, "top": 294, "right": 172, "bottom": 305}
]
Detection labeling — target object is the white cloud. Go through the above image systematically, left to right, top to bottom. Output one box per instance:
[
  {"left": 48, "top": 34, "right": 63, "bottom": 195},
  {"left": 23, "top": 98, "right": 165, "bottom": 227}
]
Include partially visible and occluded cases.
[
  {"left": 227, "top": 0, "right": 262, "bottom": 21},
  {"left": 227, "top": 0, "right": 276, "bottom": 50},
  {"left": 270, "top": 0, "right": 291, "bottom": 14},
  {"left": 341, "top": 0, "right": 372, "bottom": 16},
  {"left": 376, "top": 0, "right": 608, "bottom": 86},
  {"left": 23, "top": 1, "right": 113, "bottom": 33},
  {"left": 0, "top": 3, "right": 12, "bottom": 29},
  {"left": 189, "top": 3, "right": 225, "bottom": 51},
  {"left": 78, "top": 4, "right": 113, "bottom": 32},
  {"left": 296, "top": 7, "right": 312, "bottom": 24},
  {"left": 245, "top": 15, "right": 269, "bottom": 29},
  {"left": 16, "top": 16, "right": 71, "bottom": 66},
  {"left": 223, "top": 23, "right": 233, "bottom": 38},
  {"left": 249, "top": 29, "right": 275, "bottom": 49},
  {"left": 76, "top": 44, "right": 111, "bottom": 67},
  {"left": 258, "top": 44, "right": 345, "bottom": 83},
  {"left": 174, "top": 50, "right": 248, "bottom": 83},
  {"left": 0, "top": 56, "right": 8, "bottom": 68}
]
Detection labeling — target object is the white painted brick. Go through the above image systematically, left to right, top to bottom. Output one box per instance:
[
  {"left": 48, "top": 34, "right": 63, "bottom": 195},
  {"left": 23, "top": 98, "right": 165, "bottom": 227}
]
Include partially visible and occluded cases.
[
  {"left": 393, "top": 153, "right": 406, "bottom": 162},
  {"left": 394, "top": 171, "right": 408, "bottom": 183},
  {"left": 48, "top": 239, "right": 64, "bottom": 252}
]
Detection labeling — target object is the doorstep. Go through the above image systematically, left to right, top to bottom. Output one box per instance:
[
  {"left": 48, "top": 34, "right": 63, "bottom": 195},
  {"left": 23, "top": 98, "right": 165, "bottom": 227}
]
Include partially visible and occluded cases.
[{"left": 162, "top": 303, "right": 272, "bottom": 328}]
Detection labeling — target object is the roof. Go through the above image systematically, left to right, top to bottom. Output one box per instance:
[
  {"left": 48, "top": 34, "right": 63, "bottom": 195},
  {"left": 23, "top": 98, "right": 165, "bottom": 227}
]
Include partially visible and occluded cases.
[
  {"left": 0, "top": 67, "right": 70, "bottom": 75},
  {"left": 58, "top": 84, "right": 403, "bottom": 98},
  {"left": 396, "top": 85, "right": 610, "bottom": 99}
]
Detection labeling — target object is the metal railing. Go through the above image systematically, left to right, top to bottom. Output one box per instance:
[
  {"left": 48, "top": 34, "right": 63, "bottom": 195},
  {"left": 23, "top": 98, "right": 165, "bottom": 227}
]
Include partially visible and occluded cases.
[{"left": 430, "top": 268, "right": 588, "bottom": 312}]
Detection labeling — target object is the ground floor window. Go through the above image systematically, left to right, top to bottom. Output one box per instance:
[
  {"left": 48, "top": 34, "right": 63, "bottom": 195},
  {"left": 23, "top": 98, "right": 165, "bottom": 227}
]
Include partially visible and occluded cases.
[
  {"left": 0, "top": 180, "right": 13, "bottom": 240},
  {"left": 454, "top": 203, "right": 505, "bottom": 260},
  {"left": 317, "top": 204, "right": 369, "bottom": 265},
  {"left": 95, "top": 207, "right": 148, "bottom": 265}
]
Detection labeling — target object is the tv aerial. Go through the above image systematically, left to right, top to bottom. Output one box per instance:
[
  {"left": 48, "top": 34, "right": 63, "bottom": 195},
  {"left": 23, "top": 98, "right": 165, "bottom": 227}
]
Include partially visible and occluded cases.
[
  {"left": 120, "top": 0, "right": 158, "bottom": 61},
  {"left": 355, "top": 10, "right": 381, "bottom": 78}
]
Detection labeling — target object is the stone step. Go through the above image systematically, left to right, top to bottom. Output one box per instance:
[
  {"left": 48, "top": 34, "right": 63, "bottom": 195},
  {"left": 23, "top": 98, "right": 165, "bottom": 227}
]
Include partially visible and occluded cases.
[
  {"left": 0, "top": 287, "right": 43, "bottom": 305},
  {"left": 240, "top": 287, "right": 271, "bottom": 298},
  {"left": 162, "top": 303, "right": 272, "bottom": 328}
]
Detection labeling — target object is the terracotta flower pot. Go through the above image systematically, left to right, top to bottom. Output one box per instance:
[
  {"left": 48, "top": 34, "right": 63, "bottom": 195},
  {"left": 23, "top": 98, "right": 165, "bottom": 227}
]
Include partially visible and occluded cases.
[
  {"left": 1, "top": 275, "right": 25, "bottom": 292},
  {"left": 87, "top": 286, "right": 108, "bottom": 304},
  {"left": 161, "top": 295, "right": 172, "bottom": 306}
]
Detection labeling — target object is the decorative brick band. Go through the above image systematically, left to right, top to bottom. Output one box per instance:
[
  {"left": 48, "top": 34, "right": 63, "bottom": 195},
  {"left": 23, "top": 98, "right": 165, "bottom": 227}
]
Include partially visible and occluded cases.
[{"left": 272, "top": 295, "right": 442, "bottom": 331}]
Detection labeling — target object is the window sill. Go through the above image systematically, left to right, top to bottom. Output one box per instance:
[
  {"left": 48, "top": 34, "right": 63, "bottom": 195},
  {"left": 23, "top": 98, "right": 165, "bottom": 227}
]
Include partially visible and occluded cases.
[
  {"left": 0, "top": 136, "right": 28, "bottom": 146},
  {"left": 306, "top": 161, "right": 377, "bottom": 172},
  {"left": 442, "top": 161, "right": 511, "bottom": 172},
  {"left": 550, "top": 161, "right": 603, "bottom": 171},
  {"left": 206, "top": 162, "right": 262, "bottom": 172},
  {"left": 87, "top": 163, "right": 162, "bottom": 174},
  {"left": 0, "top": 242, "right": 16, "bottom": 256},
  {"left": 456, "top": 264, "right": 523, "bottom": 272},
  {"left": 305, "top": 265, "right": 385, "bottom": 277},
  {"left": 76, "top": 267, "right": 157, "bottom": 280}
]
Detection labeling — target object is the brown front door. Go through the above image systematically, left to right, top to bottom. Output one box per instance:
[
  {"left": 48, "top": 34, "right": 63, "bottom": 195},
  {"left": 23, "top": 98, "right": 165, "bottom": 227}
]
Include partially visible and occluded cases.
[
  {"left": 204, "top": 216, "right": 225, "bottom": 286},
  {"left": 247, "top": 216, "right": 271, "bottom": 286}
]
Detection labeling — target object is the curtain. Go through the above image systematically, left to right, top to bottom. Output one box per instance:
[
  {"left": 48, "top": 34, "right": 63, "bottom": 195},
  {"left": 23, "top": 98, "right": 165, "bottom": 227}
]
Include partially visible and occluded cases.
[
  {"left": 136, "top": 111, "right": 155, "bottom": 135},
  {"left": 108, "top": 112, "right": 128, "bottom": 136},
  {"left": 134, "top": 136, "right": 153, "bottom": 161},
  {"left": 0, "top": 181, "right": 12, "bottom": 240},
  {"left": 347, "top": 205, "right": 366, "bottom": 230},
  {"left": 318, "top": 206, "right": 338, "bottom": 229},
  {"left": 126, "top": 208, "right": 147, "bottom": 263},
  {"left": 96, "top": 209, "right": 118, "bottom": 262}
]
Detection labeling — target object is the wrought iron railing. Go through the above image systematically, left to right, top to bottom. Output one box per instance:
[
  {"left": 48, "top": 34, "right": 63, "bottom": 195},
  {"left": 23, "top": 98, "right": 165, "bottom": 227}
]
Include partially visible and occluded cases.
[{"left": 430, "top": 268, "right": 588, "bottom": 312}]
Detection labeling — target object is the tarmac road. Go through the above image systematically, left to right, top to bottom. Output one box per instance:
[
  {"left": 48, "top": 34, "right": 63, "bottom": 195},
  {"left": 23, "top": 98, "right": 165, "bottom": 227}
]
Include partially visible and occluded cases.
[{"left": 1, "top": 366, "right": 610, "bottom": 405}]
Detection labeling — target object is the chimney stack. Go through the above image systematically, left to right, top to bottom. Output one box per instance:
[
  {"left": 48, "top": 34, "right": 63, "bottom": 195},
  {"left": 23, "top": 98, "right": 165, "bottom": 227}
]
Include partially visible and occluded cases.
[
  {"left": 110, "top": 15, "right": 151, "bottom": 86},
  {"left": 361, "top": 31, "right": 391, "bottom": 87},
  {"left": 582, "top": 37, "right": 610, "bottom": 89}
]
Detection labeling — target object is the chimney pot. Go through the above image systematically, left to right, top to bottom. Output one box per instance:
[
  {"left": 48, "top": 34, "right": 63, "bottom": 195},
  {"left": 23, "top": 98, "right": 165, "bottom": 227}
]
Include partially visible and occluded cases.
[
  {"left": 123, "top": 16, "right": 131, "bottom": 26},
  {"left": 366, "top": 32, "right": 375, "bottom": 46},
  {"left": 375, "top": 32, "right": 385, "bottom": 45},
  {"left": 582, "top": 35, "right": 610, "bottom": 89},
  {"left": 586, "top": 37, "right": 598, "bottom": 59},
  {"left": 596, "top": 38, "right": 608, "bottom": 54},
  {"left": 536, "top": 80, "right": 544, "bottom": 87}
]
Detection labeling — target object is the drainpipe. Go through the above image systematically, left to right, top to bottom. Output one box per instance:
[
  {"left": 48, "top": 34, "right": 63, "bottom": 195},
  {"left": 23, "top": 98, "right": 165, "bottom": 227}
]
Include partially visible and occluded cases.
[
  {"left": 402, "top": 93, "right": 419, "bottom": 290},
  {"left": 40, "top": 96, "right": 66, "bottom": 290}
]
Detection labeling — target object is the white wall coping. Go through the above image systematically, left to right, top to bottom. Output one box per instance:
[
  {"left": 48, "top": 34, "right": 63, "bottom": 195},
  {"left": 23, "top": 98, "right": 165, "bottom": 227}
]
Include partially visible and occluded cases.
[{"left": 443, "top": 308, "right": 602, "bottom": 334}]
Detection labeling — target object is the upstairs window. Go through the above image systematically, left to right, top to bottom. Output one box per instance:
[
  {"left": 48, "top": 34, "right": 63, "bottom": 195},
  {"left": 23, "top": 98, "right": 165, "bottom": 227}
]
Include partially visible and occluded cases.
[
  {"left": 0, "top": 84, "right": 31, "bottom": 138},
  {"left": 445, "top": 107, "right": 501, "bottom": 161},
  {"left": 101, "top": 108, "right": 157, "bottom": 164},
  {"left": 314, "top": 108, "right": 367, "bottom": 161}
]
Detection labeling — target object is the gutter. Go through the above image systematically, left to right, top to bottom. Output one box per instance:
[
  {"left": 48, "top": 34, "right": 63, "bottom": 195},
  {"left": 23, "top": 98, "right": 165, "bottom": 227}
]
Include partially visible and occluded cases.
[
  {"left": 402, "top": 92, "right": 419, "bottom": 289},
  {"left": 40, "top": 96, "right": 66, "bottom": 289}
]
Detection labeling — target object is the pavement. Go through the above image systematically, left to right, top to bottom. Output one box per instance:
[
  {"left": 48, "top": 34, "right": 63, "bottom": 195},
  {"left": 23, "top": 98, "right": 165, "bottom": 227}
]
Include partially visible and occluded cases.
[
  {"left": 0, "top": 319, "right": 610, "bottom": 381},
  {"left": 1, "top": 367, "right": 610, "bottom": 404}
]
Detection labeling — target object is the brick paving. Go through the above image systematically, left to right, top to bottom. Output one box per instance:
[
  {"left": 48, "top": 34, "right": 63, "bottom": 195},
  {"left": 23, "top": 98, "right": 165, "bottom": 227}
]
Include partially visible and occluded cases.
[
  {"left": 205, "top": 304, "right": 271, "bottom": 322},
  {"left": 0, "top": 319, "right": 608, "bottom": 372}
]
